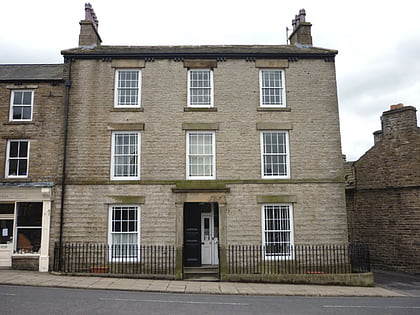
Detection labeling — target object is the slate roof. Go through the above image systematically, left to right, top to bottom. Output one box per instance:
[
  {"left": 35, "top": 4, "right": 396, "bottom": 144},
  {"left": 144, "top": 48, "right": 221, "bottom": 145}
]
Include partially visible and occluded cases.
[
  {"left": 61, "top": 45, "right": 337, "bottom": 59},
  {"left": 0, "top": 64, "right": 63, "bottom": 81}
]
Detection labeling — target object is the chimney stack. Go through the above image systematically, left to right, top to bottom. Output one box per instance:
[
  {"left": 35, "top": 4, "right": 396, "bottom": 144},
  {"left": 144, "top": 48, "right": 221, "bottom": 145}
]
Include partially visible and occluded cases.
[
  {"left": 79, "top": 3, "right": 102, "bottom": 48},
  {"left": 289, "top": 9, "right": 312, "bottom": 46},
  {"left": 374, "top": 104, "right": 418, "bottom": 143}
]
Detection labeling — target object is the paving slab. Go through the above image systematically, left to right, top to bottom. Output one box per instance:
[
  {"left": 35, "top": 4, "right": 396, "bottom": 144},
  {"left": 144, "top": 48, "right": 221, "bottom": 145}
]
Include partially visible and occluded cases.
[{"left": 0, "top": 270, "right": 405, "bottom": 297}]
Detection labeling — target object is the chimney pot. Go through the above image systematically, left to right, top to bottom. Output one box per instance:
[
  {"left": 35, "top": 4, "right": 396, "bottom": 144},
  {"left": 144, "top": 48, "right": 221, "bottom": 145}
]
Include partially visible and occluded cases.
[{"left": 390, "top": 103, "right": 404, "bottom": 110}]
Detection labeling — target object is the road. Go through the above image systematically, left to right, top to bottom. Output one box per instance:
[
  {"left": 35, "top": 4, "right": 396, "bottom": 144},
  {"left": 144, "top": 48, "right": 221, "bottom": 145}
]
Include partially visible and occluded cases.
[{"left": 0, "top": 285, "right": 419, "bottom": 315}]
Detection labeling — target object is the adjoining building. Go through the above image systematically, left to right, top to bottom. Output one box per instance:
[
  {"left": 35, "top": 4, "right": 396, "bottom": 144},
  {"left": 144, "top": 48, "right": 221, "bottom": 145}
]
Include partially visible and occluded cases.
[
  {"left": 0, "top": 64, "right": 64, "bottom": 271},
  {"left": 346, "top": 104, "right": 420, "bottom": 274}
]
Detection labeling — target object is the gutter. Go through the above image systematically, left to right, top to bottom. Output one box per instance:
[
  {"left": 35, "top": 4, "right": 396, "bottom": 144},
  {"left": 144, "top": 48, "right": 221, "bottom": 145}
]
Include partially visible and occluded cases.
[
  {"left": 61, "top": 51, "right": 337, "bottom": 61},
  {"left": 58, "top": 58, "right": 72, "bottom": 270}
]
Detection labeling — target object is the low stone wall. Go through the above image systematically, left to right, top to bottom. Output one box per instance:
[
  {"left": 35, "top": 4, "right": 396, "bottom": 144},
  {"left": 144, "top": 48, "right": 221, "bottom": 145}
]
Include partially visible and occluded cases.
[
  {"left": 12, "top": 256, "right": 39, "bottom": 271},
  {"left": 221, "top": 272, "right": 375, "bottom": 287}
]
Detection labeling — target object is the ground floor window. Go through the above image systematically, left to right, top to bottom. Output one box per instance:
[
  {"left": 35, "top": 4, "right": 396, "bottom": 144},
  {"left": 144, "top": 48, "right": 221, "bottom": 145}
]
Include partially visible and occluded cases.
[
  {"left": 15, "top": 202, "right": 42, "bottom": 254},
  {"left": 262, "top": 204, "right": 294, "bottom": 258},
  {"left": 108, "top": 205, "right": 140, "bottom": 260}
]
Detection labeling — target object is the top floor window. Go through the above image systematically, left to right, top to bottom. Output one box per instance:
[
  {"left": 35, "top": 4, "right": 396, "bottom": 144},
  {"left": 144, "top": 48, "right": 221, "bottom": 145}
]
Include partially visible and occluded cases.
[
  {"left": 188, "top": 69, "right": 213, "bottom": 107},
  {"left": 114, "top": 70, "right": 141, "bottom": 107},
  {"left": 260, "top": 70, "right": 286, "bottom": 107},
  {"left": 10, "top": 90, "right": 33, "bottom": 121}
]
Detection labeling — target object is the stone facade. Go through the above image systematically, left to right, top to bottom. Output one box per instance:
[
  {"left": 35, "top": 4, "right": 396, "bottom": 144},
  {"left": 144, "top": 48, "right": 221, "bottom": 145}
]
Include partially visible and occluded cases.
[
  {"left": 58, "top": 7, "right": 348, "bottom": 262},
  {"left": 0, "top": 65, "right": 64, "bottom": 271},
  {"left": 346, "top": 105, "right": 420, "bottom": 273}
]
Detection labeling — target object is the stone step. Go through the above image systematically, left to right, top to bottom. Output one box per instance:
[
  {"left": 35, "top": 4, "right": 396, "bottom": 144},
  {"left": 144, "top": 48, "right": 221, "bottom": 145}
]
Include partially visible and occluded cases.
[{"left": 184, "top": 266, "right": 219, "bottom": 281}]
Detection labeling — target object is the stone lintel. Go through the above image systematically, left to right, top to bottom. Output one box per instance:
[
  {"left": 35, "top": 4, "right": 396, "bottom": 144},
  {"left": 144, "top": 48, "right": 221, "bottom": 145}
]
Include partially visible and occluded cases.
[
  {"left": 111, "top": 59, "right": 145, "bottom": 68},
  {"left": 184, "top": 59, "right": 217, "bottom": 69},
  {"left": 255, "top": 59, "right": 289, "bottom": 68},
  {"left": 182, "top": 122, "right": 219, "bottom": 130},
  {"left": 256, "top": 122, "right": 293, "bottom": 130},
  {"left": 107, "top": 123, "right": 145, "bottom": 131},
  {"left": 104, "top": 195, "right": 145, "bottom": 204},
  {"left": 257, "top": 195, "right": 297, "bottom": 203}
]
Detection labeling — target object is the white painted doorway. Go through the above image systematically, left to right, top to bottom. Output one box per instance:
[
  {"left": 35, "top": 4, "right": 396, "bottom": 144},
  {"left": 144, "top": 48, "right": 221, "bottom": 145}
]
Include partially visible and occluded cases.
[
  {"left": 200, "top": 203, "right": 219, "bottom": 265},
  {"left": 0, "top": 218, "right": 14, "bottom": 268}
]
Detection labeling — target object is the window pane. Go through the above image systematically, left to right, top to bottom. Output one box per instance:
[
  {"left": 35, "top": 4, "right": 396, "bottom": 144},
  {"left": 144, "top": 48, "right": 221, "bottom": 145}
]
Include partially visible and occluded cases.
[
  {"left": 13, "top": 91, "right": 23, "bottom": 105},
  {"left": 22, "top": 91, "right": 32, "bottom": 105},
  {"left": 22, "top": 106, "right": 31, "bottom": 119},
  {"left": 9, "top": 142, "right": 18, "bottom": 157},
  {"left": 19, "top": 142, "right": 28, "bottom": 157},
  {"left": 8, "top": 160, "right": 18, "bottom": 176},
  {"left": 18, "top": 160, "right": 28, "bottom": 176},
  {"left": 16, "top": 202, "right": 43, "bottom": 226},
  {"left": 0, "top": 204, "right": 14, "bottom": 215},
  {"left": 16, "top": 228, "right": 41, "bottom": 253}
]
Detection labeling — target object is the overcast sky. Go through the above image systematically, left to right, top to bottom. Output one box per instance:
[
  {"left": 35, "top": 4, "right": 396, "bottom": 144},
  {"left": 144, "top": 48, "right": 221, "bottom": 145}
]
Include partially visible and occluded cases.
[{"left": 1, "top": 0, "right": 419, "bottom": 160}]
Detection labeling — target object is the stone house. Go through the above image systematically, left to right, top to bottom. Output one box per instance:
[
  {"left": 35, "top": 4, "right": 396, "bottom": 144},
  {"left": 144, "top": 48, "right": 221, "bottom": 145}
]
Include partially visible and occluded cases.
[
  {"left": 57, "top": 5, "right": 347, "bottom": 276},
  {"left": 1, "top": 6, "right": 350, "bottom": 279},
  {"left": 0, "top": 64, "right": 64, "bottom": 271},
  {"left": 346, "top": 104, "right": 420, "bottom": 274}
]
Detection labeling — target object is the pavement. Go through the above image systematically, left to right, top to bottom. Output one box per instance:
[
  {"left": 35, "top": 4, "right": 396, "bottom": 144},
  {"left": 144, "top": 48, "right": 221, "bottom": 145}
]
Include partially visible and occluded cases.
[
  {"left": 0, "top": 269, "right": 414, "bottom": 297},
  {"left": 373, "top": 269, "right": 420, "bottom": 297}
]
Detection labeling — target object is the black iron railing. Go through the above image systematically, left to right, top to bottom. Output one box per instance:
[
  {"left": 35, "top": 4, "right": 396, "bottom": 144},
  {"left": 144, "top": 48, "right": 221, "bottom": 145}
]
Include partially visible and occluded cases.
[
  {"left": 53, "top": 243, "right": 176, "bottom": 276},
  {"left": 226, "top": 244, "right": 370, "bottom": 275}
]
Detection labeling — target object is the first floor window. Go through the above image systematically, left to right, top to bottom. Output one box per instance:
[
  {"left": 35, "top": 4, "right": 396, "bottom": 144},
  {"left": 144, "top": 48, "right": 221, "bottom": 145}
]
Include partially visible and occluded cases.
[
  {"left": 114, "top": 69, "right": 141, "bottom": 107},
  {"left": 188, "top": 69, "right": 213, "bottom": 107},
  {"left": 260, "top": 69, "right": 286, "bottom": 107},
  {"left": 10, "top": 90, "right": 33, "bottom": 121},
  {"left": 111, "top": 131, "right": 140, "bottom": 180},
  {"left": 187, "top": 131, "right": 216, "bottom": 179},
  {"left": 261, "top": 131, "right": 290, "bottom": 178},
  {"left": 6, "top": 140, "right": 30, "bottom": 178},
  {"left": 15, "top": 202, "right": 42, "bottom": 254},
  {"left": 262, "top": 204, "right": 294, "bottom": 258},
  {"left": 109, "top": 205, "right": 140, "bottom": 260}
]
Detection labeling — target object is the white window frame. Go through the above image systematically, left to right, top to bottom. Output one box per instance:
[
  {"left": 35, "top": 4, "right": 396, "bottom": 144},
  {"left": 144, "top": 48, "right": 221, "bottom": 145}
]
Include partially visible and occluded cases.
[
  {"left": 114, "top": 69, "right": 141, "bottom": 108},
  {"left": 187, "top": 69, "right": 214, "bottom": 107},
  {"left": 259, "top": 69, "right": 286, "bottom": 107},
  {"left": 9, "top": 90, "right": 34, "bottom": 121},
  {"left": 110, "top": 131, "right": 141, "bottom": 180},
  {"left": 186, "top": 131, "right": 216, "bottom": 180},
  {"left": 260, "top": 131, "right": 290, "bottom": 179},
  {"left": 5, "top": 140, "right": 30, "bottom": 178},
  {"left": 14, "top": 202, "right": 43, "bottom": 254},
  {"left": 261, "top": 204, "right": 294, "bottom": 260},
  {"left": 108, "top": 205, "right": 140, "bottom": 262}
]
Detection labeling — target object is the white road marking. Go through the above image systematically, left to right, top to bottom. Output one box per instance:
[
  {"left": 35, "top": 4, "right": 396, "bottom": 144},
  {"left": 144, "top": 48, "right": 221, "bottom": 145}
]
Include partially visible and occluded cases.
[
  {"left": 0, "top": 293, "right": 16, "bottom": 296},
  {"left": 99, "top": 297, "right": 248, "bottom": 306},
  {"left": 324, "top": 305, "right": 420, "bottom": 309}
]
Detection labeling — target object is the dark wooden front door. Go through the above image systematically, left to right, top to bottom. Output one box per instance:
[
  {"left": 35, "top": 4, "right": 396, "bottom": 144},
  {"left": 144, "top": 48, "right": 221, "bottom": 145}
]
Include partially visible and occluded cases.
[{"left": 183, "top": 203, "right": 201, "bottom": 267}]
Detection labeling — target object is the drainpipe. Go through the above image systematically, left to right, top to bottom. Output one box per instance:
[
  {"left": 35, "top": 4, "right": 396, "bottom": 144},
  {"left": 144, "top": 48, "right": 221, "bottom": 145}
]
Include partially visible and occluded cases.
[{"left": 58, "top": 57, "right": 72, "bottom": 270}]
